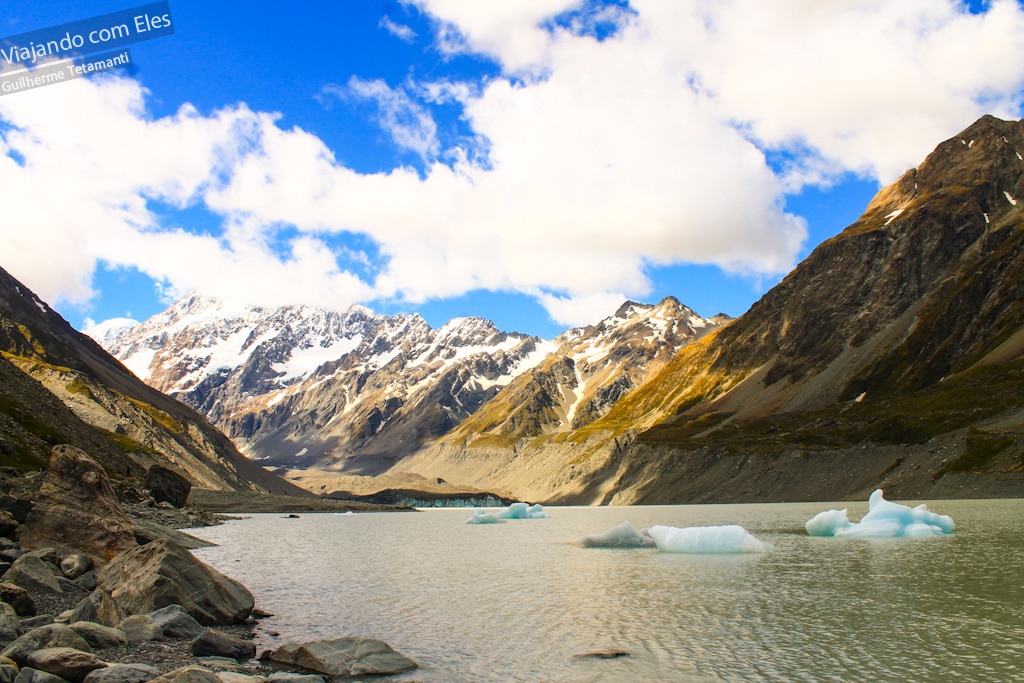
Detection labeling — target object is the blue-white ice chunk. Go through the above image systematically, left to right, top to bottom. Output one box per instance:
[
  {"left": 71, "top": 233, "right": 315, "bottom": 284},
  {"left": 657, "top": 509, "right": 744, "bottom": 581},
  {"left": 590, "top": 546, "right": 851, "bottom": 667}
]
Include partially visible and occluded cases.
[
  {"left": 805, "top": 489, "right": 954, "bottom": 538},
  {"left": 496, "top": 502, "right": 549, "bottom": 519},
  {"left": 466, "top": 508, "right": 504, "bottom": 524},
  {"left": 579, "top": 521, "right": 657, "bottom": 548},
  {"left": 648, "top": 524, "right": 771, "bottom": 554}
]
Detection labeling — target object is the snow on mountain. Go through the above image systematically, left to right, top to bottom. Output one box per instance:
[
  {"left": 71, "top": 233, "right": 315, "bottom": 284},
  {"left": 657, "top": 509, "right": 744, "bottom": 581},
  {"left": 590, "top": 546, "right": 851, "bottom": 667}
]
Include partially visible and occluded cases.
[{"left": 95, "top": 293, "right": 721, "bottom": 472}]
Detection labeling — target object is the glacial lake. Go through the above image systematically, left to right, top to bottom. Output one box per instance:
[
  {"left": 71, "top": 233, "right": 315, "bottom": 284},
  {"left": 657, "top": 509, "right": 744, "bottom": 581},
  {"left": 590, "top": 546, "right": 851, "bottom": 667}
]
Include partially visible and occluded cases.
[{"left": 190, "top": 499, "right": 1024, "bottom": 683}]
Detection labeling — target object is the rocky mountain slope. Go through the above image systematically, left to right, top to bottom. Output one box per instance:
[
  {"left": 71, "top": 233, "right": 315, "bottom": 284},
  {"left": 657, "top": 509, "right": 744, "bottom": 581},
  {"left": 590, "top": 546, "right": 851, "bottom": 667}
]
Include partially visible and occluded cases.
[
  {"left": 401, "top": 115, "right": 1024, "bottom": 504},
  {"left": 0, "top": 268, "right": 305, "bottom": 495},
  {"left": 100, "top": 296, "right": 722, "bottom": 477}
]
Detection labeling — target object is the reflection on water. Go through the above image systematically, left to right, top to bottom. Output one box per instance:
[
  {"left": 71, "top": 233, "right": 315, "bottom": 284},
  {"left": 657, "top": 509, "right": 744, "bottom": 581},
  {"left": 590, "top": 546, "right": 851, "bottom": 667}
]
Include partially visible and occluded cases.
[{"left": 191, "top": 500, "right": 1024, "bottom": 682}]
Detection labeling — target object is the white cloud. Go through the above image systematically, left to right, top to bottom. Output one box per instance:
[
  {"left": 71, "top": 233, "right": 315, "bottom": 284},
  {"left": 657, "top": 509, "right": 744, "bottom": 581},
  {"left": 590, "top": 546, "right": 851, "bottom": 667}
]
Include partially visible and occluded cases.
[
  {"left": 3, "top": 1, "right": 1024, "bottom": 330},
  {"left": 379, "top": 15, "right": 417, "bottom": 43},
  {"left": 322, "top": 78, "right": 440, "bottom": 162}
]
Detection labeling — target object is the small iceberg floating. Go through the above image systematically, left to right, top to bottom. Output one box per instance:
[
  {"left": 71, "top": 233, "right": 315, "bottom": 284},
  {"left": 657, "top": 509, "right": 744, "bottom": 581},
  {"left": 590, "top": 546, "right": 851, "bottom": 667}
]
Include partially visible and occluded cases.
[
  {"left": 805, "top": 489, "right": 955, "bottom": 538},
  {"left": 466, "top": 502, "right": 549, "bottom": 524},
  {"left": 466, "top": 508, "right": 504, "bottom": 524},
  {"left": 579, "top": 521, "right": 656, "bottom": 548},
  {"left": 648, "top": 524, "right": 771, "bottom": 554}
]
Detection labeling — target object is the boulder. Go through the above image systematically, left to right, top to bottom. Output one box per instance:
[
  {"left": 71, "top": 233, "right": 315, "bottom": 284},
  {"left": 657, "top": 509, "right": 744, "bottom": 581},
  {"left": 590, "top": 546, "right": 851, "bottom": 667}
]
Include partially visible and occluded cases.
[
  {"left": 19, "top": 447, "right": 137, "bottom": 567},
  {"left": 144, "top": 468, "right": 191, "bottom": 510},
  {"left": 96, "top": 541, "right": 253, "bottom": 626},
  {"left": 2, "top": 557, "right": 61, "bottom": 595},
  {"left": 59, "top": 558, "right": 90, "bottom": 582},
  {"left": 0, "top": 585, "right": 33, "bottom": 618},
  {"left": 0, "top": 586, "right": 34, "bottom": 618},
  {"left": 66, "top": 592, "right": 122, "bottom": 629},
  {"left": 0, "top": 603, "right": 21, "bottom": 646},
  {"left": 146, "top": 606, "right": 202, "bottom": 640},
  {"left": 113, "top": 617, "right": 160, "bottom": 644},
  {"left": 19, "top": 618, "right": 51, "bottom": 631},
  {"left": 65, "top": 624, "right": 125, "bottom": 651},
  {"left": 1, "top": 625, "right": 91, "bottom": 666},
  {"left": 189, "top": 631, "right": 254, "bottom": 661},
  {"left": 268, "top": 638, "right": 417, "bottom": 677},
  {"left": 25, "top": 649, "right": 106, "bottom": 683},
  {"left": 0, "top": 656, "right": 18, "bottom": 683},
  {"left": 81, "top": 664, "right": 159, "bottom": 683},
  {"left": 146, "top": 667, "right": 219, "bottom": 683},
  {"left": 13, "top": 668, "right": 69, "bottom": 683},
  {"left": 264, "top": 673, "right": 324, "bottom": 683},
  {"left": 212, "top": 675, "right": 261, "bottom": 683}
]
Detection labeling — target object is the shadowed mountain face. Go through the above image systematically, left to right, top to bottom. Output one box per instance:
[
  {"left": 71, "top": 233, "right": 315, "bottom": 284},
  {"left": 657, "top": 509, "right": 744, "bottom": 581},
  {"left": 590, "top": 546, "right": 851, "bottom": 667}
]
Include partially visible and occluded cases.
[{"left": 0, "top": 268, "right": 307, "bottom": 495}]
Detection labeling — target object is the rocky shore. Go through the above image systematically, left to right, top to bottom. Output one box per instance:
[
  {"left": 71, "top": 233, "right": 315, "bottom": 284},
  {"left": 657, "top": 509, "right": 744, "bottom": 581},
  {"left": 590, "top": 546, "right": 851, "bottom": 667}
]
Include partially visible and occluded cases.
[{"left": 0, "top": 446, "right": 420, "bottom": 683}]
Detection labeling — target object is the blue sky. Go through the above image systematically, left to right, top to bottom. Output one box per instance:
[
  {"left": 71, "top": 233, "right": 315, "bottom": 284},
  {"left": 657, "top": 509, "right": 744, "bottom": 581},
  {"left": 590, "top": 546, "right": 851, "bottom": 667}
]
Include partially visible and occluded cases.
[{"left": 1, "top": 0, "right": 1021, "bottom": 339}]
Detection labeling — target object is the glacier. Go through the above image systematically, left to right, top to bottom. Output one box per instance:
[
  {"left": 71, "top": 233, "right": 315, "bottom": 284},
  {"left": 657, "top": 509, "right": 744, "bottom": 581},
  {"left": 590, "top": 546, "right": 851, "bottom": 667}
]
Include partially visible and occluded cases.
[
  {"left": 805, "top": 489, "right": 955, "bottom": 538},
  {"left": 579, "top": 521, "right": 656, "bottom": 548},
  {"left": 648, "top": 524, "right": 772, "bottom": 554}
]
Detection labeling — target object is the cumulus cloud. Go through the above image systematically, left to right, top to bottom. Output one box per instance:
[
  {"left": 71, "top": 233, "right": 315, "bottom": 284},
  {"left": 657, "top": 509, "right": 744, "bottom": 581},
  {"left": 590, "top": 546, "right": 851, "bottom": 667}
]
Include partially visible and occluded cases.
[{"left": 2, "top": 1, "right": 1024, "bottom": 330}]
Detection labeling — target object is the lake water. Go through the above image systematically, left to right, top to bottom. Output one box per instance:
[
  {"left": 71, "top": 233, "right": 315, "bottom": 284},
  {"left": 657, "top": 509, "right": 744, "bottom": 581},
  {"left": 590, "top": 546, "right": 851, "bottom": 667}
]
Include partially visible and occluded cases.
[{"left": 190, "top": 499, "right": 1024, "bottom": 683}]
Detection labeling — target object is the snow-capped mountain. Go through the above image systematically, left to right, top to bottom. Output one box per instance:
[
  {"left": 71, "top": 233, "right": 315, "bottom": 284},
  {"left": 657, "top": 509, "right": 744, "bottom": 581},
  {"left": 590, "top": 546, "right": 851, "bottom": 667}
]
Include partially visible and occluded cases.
[
  {"left": 97, "top": 294, "right": 721, "bottom": 472},
  {"left": 99, "top": 295, "right": 554, "bottom": 469},
  {"left": 443, "top": 297, "right": 727, "bottom": 443}
]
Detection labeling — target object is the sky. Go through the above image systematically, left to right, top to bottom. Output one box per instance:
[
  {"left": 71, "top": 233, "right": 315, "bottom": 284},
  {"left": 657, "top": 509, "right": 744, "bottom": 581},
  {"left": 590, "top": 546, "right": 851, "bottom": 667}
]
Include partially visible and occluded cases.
[{"left": 2, "top": 0, "right": 1023, "bottom": 340}]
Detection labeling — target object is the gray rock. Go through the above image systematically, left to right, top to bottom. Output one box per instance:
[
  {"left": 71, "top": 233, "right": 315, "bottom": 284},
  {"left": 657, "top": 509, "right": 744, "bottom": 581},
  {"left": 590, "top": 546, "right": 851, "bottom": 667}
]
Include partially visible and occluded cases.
[
  {"left": 19, "top": 446, "right": 137, "bottom": 568},
  {"left": 144, "top": 467, "right": 191, "bottom": 510},
  {"left": 130, "top": 521, "right": 211, "bottom": 552},
  {"left": 97, "top": 541, "right": 253, "bottom": 626},
  {"left": 23, "top": 551, "right": 57, "bottom": 567},
  {"left": 0, "top": 554, "right": 19, "bottom": 566},
  {"left": 2, "top": 556, "right": 62, "bottom": 594},
  {"left": 59, "top": 557, "right": 90, "bottom": 582},
  {"left": 73, "top": 575, "right": 96, "bottom": 594},
  {"left": 0, "top": 585, "right": 34, "bottom": 618},
  {"left": 67, "top": 592, "right": 123, "bottom": 628},
  {"left": 0, "top": 603, "right": 21, "bottom": 646},
  {"left": 147, "top": 606, "right": 202, "bottom": 640},
  {"left": 114, "top": 616, "right": 160, "bottom": 644},
  {"left": 20, "top": 617, "right": 53, "bottom": 631},
  {"left": 66, "top": 623, "right": 125, "bottom": 650},
  {"left": 1, "top": 624, "right": 92, "bottom": 666},
  {"left": 189, "top": 631, "right": 254, "bottom": 661},
  {"left": 268, "top": 638, "right": 417, "bottom": 677},
  {"left": 26, "top": 648, "right": 107, "bottom": 683},
  {"left": 0, "top": 656, "right": 18, "bottom": 683},
  {"left": 190, "top": 660, "right": 243, "bottom": 673},
  {"left": 82, "top": 664, "right": 159, "bottom": 683},
  {"left": 14, "top": 667, "right": 69, "bottom": 683},
  {"left": 146, "top": 667, "right": 220, "bottom": 683},
  {"left": 263, "top": 673, "right": 324, "bottom": 683},
  {"left": 212, "top": 674, "right": 261, "bottom": 683}
]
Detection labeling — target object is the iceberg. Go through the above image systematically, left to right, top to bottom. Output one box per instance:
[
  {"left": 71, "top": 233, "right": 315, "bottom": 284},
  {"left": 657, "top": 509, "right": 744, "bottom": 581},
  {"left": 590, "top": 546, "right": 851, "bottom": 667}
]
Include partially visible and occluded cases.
[
  {"left": 805, "top": 489, "right": 955, "bottom": 538},
  {"left": 496, "top": 502, "right": 549, "bottom": 519},
  {"left": 466, "top": 508, "right": 504, "bottom": 524},
  {"left": 579, "top": 521, "right": 657, "bottom": 548},
  {"left": 647, "top": 524, "right": 771, "bottom": 554}
]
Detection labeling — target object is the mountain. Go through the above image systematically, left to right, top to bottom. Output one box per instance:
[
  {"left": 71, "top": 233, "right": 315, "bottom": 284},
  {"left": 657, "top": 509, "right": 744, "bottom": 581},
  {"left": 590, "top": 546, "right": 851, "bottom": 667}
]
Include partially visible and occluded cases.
[
  {"left": 401, "top": 115, "right": 1024, "bottom": 504},
  {"left": 0, "top": 267, "right": 306, "bottom": 496},
  {"left": 98, "top": 295, "right": 723, "bottom": 479},
  {"left": 100, "top": 296, "right": 554, "bottom": 471}
]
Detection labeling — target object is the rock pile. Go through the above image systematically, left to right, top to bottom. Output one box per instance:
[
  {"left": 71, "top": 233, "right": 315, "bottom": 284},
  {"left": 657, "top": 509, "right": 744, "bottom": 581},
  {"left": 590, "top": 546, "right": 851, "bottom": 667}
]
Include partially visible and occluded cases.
[{"left": 0, "top": 446, "right": 418, "bottom": 682}]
